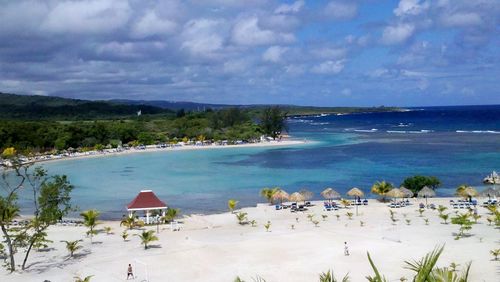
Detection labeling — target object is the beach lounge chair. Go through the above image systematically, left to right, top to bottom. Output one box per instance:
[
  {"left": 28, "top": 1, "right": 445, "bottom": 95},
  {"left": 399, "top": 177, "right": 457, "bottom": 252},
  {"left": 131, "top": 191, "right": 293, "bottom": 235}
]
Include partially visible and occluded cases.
[
  {"left": 363, "top": 199, "right": 368, "bottom": 205},
  {"left": 419, "top": 203, "right": 425, "bottom": 209},
  {"left": 430, "top": 203, "right": 436, "bottom": 210},
  {"left": 323, "top": 204, "right": 332, "bottom": 211},
  {"left": 275, "top": 205, "right": 283, "bottom": 210},
  {"left": 298, "top": 205, "right": 307, "bottom": 211}
]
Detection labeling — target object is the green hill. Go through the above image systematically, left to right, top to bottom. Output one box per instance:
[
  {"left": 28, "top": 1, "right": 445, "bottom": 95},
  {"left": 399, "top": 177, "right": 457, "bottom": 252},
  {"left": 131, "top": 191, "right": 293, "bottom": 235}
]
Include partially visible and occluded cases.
[{"left": 0, "top": 93, "right": 172, "bottom": 120}]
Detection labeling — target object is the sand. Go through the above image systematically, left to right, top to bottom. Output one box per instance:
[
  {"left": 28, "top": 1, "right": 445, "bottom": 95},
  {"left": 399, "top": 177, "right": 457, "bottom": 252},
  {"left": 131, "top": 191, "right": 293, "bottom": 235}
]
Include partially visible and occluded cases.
[
  {"left": 22, "top": 139, "right": 308, "bottom": 166},
  {"left": 1, "top": 198, "right": 498, "bottom": 282}
]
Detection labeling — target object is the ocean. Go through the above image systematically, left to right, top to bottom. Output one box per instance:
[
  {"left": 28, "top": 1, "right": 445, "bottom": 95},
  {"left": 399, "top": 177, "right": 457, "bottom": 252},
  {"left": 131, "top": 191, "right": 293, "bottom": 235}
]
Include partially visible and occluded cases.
[{"left": 18, "top": 105, "right": 500, "bottom": 218}]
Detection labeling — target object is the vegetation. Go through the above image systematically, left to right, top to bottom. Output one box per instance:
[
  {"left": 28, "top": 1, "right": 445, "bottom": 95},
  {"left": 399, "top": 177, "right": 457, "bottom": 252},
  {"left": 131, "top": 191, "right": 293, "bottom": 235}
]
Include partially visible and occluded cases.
[
  {"left": 259, "top": 106, "right": 288, "bottom": 139},
  {"left": 0, "top": 155, "right": 74, "bottom": 271},
  {"left": 401, "top": 176, "right": 441, "bottom": 194},
  {"left": 371, "top": 181, "right": 394, "bottom": 202},
  {"left": 260, "top": 187, "right": 280, "bottom": 204},
  {"left": 228, "top": 199, "right": 238, "bottom": 213},
  {"left": 162, "top": 208, "right": 180, "bottom": 223},
  {"left": 80, "top": 209, "right": 100, "bottom": 242},
  {"left": 236, "top": 212, "right": 248, "bottom": 225},
  {"left": 439, "top": 213, "right": 449, "bottom": 224},
  {"left": 451, "top": 213, "right": 474, "bottom": 240},
  {"left": 120, "top": 215, "right": 137, "bottom": 230},
  {"left": 264, "top": 221, "right": 271, "bottom": 232},
  {"left": 103, "top": 226, "right": 113, "bottom": 235},
  {"left": 121, "top": 230, "right": 129, "bottom": 241},
  {"left": 136, "top": 230, "right": 159, "bottom": 249},
  {"left": 62, "top": 240, "right": 83, "bottom": 257},
  {"left": 367, "top": 246, "right": 471, "bottom": 282},
  {"left": 491, "top": 249, "right": 500, "bottom": 261},
  {"left": 319, "top": 270, "right": 350, "bottom": 282},
  {"left": 74, "top": 275, "right": 93, "bottom": 282}
]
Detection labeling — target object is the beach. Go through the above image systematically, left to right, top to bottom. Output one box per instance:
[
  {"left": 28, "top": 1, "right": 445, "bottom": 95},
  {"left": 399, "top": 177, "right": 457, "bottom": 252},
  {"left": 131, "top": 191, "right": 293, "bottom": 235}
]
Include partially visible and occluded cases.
[
  {"left": 13, "top": 139, "right": 308, "bottom": 165},
  {"left": 2, "top": 197, "right": 498, "bottom": 281}
]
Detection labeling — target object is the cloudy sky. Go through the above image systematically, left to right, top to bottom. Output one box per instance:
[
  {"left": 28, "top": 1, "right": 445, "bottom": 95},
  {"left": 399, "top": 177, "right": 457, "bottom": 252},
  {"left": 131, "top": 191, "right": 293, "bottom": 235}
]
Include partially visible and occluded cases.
[{"left": 0, "top": 0, "right": 498, "bottom": 106}]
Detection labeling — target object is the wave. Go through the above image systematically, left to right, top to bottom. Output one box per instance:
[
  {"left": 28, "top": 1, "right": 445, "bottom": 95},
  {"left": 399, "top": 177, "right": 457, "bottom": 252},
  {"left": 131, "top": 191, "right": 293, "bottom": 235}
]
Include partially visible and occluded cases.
[
  {"left": 310, "top": 122, "right": 330, "bottom": 125},
  {"left": 353, "top": 129, "right": 379, "bottom": 133},
  {"left": 387, "top": 130, "right": 433, "bottom": 134},
  {"left": 456, "top": 130, "right": 500, "bottom": 134}
]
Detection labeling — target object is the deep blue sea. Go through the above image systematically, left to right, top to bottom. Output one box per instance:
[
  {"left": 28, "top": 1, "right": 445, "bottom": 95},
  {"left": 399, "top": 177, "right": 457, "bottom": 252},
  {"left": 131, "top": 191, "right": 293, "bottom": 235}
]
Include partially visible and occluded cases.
[{"left": 18, "top": 105, "right": 500, "bottom": 218}]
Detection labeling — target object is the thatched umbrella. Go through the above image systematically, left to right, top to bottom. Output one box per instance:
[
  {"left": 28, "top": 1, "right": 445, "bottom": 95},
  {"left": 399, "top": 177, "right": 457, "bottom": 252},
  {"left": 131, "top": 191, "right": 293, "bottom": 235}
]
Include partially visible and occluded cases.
[
  {"left": 417, "top": 186, "right": 436, "bottom": 207},
  {"left": 458, "top": 186, "right": 478, "bottom": 202},
  {"left": 347, "top": 187, "right": 364, "bottom": 215},
  {"left": 400, "top": 187, "right": 414, "bottom": 198},
  {"left": 479, "top": 187, "right": 500, "bottom": 200},
  {"left": 321, "top": 188, "right": 340, "bottom": 203},
  {"left": 386, "top": 188, "right": 405, "bottom": 200},
  {"left": 299, "top": 189, "right": 313, "bottom": 202},
  {"left": 272, "top": 190, "right": 289, "bottom": 204},
  {"left": 290, "top": 192, "right": 305, "bottom": 203}
]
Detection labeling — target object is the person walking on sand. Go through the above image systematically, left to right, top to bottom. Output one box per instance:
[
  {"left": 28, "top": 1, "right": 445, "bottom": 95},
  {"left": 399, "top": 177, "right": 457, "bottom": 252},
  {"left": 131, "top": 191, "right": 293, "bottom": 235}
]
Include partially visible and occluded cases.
[
  {"left": 344, "top": 242, "right": 350, "bottom": 256},
  {"left": 127, "top": 264, "right": 134, "bottom": 280}
]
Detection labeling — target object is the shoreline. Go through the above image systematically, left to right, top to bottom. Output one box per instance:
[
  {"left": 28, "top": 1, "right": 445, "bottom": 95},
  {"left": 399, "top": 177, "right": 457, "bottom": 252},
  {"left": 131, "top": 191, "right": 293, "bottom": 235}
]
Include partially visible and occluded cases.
[{"left": 10, "top": 139, "right": 310, "bottom": 166}]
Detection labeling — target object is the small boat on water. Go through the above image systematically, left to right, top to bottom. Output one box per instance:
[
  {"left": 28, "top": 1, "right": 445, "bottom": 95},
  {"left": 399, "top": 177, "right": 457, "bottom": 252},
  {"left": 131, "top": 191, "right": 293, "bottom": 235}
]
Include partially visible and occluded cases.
[{"left": 483, "top": 171, "right": 500, "bottom": 184}]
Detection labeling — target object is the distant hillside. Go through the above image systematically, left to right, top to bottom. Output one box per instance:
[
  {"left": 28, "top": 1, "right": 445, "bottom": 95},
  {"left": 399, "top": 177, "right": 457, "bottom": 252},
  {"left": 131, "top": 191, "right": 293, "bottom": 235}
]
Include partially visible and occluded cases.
[
  {"left": 0, "top": 93, "right": 172, "bottom": 120},
  {"left": 110, "top": 99, "right": 234, "bottom": 111}
]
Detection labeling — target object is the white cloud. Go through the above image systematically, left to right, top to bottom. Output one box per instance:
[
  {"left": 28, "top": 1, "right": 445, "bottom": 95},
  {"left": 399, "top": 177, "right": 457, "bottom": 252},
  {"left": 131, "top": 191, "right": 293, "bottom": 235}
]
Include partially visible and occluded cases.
[
  {"left": 42, "top": 0, "right": 131, "bottom": 34},
  {"left": 394, "top": 0, "right": 429, "bottom": 17},
  {"left": 274, "top": 1, "right": 304, "bottom": 14},
  {"left": 324, "top": 1, "right": 358, "bottom": 20},
  {"left": 131, "top": 10, "right": 177, "bottom": 39},
  {"left": 441, "top": 12, "right": 482, "bottom": 27},
  {"left": 231, "top": 17, "right": 295, "bottom": 46},
  {"left": 181, "top": 19, "right": 226, "bottom": 55},
  {"left": 381, "top": 24, "right": 415, "bottom": 45},
  {"left": 262, "top": 46, "right": 288, "bottom": 63},
  {"left": 310, "top": 47, "right": 347, "bottom": 60},
  {"left": 223, "top": 59, "right": 250, "bottom": 73},
  {"left": 311, "top": 60, "right": 344, "bottom": 74},
  {"left": 341, "top": 88, "right": 352, "bottom": 96}
]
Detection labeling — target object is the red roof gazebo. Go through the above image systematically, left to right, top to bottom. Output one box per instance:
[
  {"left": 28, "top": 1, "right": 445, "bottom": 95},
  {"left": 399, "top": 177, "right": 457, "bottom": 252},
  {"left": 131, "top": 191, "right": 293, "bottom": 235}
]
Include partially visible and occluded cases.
[{"left": 127, "top": 190, "right": 167, "bottom": 224}]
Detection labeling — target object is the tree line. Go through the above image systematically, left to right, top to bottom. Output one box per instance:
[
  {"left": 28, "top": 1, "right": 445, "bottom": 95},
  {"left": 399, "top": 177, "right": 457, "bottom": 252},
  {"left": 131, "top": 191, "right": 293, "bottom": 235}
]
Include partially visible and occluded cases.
[{"left": 0, "top": 107, "right": 288, "bottom": 154}]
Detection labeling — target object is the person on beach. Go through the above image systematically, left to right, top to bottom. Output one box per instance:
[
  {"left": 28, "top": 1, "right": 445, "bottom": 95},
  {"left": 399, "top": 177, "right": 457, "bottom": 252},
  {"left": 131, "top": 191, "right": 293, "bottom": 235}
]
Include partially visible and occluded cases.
[
  {"left": 344, "top": 242, "right": 349, "bottom": 256},
  {"left": 127, "top": 264, "right": 134, "bottom": 280}
]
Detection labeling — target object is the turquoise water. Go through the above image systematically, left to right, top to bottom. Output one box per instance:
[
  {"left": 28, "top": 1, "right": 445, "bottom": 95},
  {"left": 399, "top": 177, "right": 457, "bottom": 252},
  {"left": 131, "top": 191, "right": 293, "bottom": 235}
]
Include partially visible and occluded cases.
[{"left": 16, "top": 106, "right": 500, "bottom": 218}]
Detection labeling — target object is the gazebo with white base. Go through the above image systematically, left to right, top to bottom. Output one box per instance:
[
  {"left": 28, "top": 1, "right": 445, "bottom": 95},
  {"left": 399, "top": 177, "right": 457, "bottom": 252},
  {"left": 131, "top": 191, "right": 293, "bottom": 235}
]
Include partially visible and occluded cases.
[{"left": 127, "top": 190, "right": 167, "bottom": 224}]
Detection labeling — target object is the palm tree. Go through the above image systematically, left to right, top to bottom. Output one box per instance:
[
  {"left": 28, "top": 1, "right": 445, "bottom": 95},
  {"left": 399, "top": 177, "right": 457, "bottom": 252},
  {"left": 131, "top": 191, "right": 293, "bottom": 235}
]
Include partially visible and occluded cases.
[
  {"left": 371, "top": 181, "right": 394, "bottom": 202},
  {"left": 260, "top": 187, "right": 280, "bottom": 204},
  {"left": 228, "top": 199, "right": 239, "bottom": 213},
  {"left": 162, "top": 208, "right": 180, "bottom": 223},
  {"left": 80, "top": 209, "right": 100, "bottom": 242},
  {"left": 235, "top": 212, "right": 248, "bottom": 225},
  {"left": 439, "top": 213, "right": 449, "bottom": 224},
  {"left": 451, "top": 213, "right": 473, "bottom": 239},
  {"left": 120, "top": 215, "right": 136, "bottom": 230},
  {"left": 103, "top": 226, "right": 112, "bottom": 235},
  {"left": 121, "top": 230, "right": 129, "bottom": 241},
  {"left": 136, "top": 230, "right": 158, "bottom": 249},
  {"left": 62, "top": 240, "right": 83, "bottom": 257},
  {"left": 491, "top": 249, "right": 500, "bottom": 261},
  {"left": 319, "top": 270, "right": 350, "bottom": 282},
  {"left": 74, "top": 275, "right": 93, "bottom": 282}
]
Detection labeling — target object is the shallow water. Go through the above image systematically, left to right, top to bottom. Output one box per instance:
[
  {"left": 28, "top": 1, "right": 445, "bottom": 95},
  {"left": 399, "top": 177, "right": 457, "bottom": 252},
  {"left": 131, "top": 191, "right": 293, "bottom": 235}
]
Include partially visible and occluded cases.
[{"left": 16, "top": 105, "right": 500, "bottom": 218}]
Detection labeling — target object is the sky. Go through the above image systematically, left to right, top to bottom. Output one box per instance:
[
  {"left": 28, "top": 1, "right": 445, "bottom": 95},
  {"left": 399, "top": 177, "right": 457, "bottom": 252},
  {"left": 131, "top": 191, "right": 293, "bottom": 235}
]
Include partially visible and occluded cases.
[{"left": 0, "top": 0, "right": 499, "bottom": 107}]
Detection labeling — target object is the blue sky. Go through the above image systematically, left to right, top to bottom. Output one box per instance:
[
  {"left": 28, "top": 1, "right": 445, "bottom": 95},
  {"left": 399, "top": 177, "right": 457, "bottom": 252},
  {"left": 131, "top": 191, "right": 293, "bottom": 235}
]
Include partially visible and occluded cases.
[{"left": 0, "top": 0, "right": 498, "bottom": 106}]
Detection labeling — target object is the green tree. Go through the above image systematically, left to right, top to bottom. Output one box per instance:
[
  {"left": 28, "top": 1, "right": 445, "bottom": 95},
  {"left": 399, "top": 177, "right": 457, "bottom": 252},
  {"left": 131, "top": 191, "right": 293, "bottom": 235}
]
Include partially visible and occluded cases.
[
  {"left": 260, "top": 107, "right": 287, "bottom": 140},
  {"left": 1, "top": 158, "right": 73, "bottom": 271},
  {"left": 401, "top": 176, "right": 441, "bottom": 194},
  {"left": 371, "top": 181, "right": 394, "bottom": 202},
  {"left": 260, "top": 187, "right": 280, "bottom": 204},
  {"left": 228, "top": 199, "right": 238, "bottom": 213},
  {"left": 162, "top": 208, "right": 180, "bottom": 223},
  {"left": 80, "top": 209, "right": 100, "bottom": 242},
  {"left": 235, "top": 212, "right": 248, "bottom": 225},
  {"left": 451, "top": 213, "right": 473, "bottom": 240},
  {"left": 120, "top": 215, "right": 137, "bottom": 230},
  {"left": 136, "top": 230, "right": 158, "bottom": 249},
  {"left": 62, "top": 240, "right": 83, "bottom": 257}
]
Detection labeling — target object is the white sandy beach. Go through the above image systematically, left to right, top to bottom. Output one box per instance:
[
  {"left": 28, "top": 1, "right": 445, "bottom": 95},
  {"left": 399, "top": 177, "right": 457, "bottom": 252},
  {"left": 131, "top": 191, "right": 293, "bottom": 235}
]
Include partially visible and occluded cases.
[
  {"left": 19, "top": 139, "right": 308, "bottom": 165},
  {"left": 2, "top": 198, "right": 499, "bottom": 282}
]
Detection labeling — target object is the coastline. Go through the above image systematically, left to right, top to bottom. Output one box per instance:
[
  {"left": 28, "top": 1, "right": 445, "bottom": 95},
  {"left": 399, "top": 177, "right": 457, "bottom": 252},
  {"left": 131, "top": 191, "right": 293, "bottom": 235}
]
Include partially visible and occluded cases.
[{"left": 14, "top": 139, "right": 310, "bottom": 166}]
